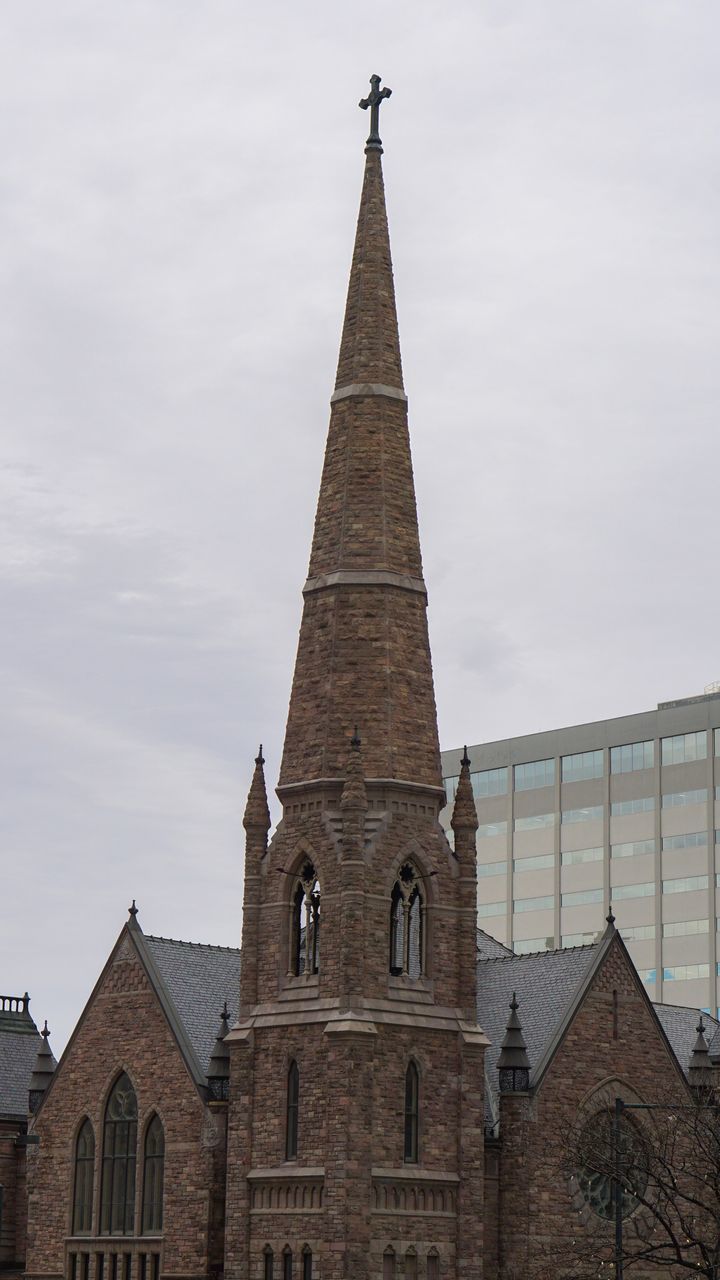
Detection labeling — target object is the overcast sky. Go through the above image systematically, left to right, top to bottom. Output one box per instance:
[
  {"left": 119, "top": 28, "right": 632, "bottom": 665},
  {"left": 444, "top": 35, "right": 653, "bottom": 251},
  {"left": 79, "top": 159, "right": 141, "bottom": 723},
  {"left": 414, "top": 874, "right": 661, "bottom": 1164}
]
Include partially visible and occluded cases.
[{"left": 2, "top": 0, "right": 719, "bottom": 1052}]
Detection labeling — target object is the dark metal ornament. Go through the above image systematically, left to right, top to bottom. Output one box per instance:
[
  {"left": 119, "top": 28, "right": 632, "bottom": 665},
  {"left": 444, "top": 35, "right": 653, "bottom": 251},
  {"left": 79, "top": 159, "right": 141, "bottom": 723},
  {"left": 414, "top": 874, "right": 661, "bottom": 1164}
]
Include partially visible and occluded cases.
[{"left": 359, "top": 74, "right": 392, "bottom": 152}]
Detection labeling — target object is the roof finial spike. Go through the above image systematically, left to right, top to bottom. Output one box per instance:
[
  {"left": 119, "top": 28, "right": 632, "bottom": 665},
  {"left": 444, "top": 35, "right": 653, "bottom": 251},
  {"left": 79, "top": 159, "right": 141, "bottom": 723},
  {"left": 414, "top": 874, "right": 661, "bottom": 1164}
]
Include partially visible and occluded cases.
[
  {"left": 359, "top": 73, "right": 392, "bottom": 153},
  {"left": 255, "top": 743, "right": 264, "bottom": 766},
  {"left": 461, "top": 744, "right": 471, "bottom": 769},
  {"left": 128, "top": 899, "right": 139, "bottom": 919},
  {"left": 606, "top": 906, "right": 616, "bottom": 928},
  {"left": 220, "top": 1000, "right": 229, "bottom": 1026},
  {"left": 41, "top": 1020, "right": 50, "bottom": 1040}
]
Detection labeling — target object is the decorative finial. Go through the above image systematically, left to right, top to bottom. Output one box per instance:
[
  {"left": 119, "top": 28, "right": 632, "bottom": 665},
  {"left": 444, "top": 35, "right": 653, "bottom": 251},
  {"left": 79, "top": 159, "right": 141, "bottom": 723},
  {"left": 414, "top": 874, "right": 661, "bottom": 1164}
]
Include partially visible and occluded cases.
[
  {"left": 359, "top": 74, "right": 392, "bottom": 153},
  {"left": 350, "top": 725, "right": 361, "bottom": 750},
  {"left": 255, "top": 744, "right": 265, "bottom": 766},
  {"left": 461, "top": 744, "right": 471, "bottom": 769},
  {"left": 128, "top": 899, "right": 139, "bottom": 919},
  {"left": 606, "top": 906, "right": 615, "bottom": 928},
  {"left": 510, "top": 991, "right": 518, "bottom": 1011},
  {"left": 220, "top": 1000, "right": 229, "bottom": 1024},
  {"left": 697, "top": 1015, "right": 706, "bottom": 1035},
  {"left": 41, "top": 1020, "right": 50, "bottom": 1040}
]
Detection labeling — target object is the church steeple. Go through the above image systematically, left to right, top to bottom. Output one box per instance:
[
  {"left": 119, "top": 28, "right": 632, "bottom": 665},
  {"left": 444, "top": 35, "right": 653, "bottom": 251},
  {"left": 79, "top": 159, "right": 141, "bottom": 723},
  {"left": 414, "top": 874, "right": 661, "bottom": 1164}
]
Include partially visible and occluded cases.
[{"left": 279, "top": 81, "right": 442, "bottom": 796}]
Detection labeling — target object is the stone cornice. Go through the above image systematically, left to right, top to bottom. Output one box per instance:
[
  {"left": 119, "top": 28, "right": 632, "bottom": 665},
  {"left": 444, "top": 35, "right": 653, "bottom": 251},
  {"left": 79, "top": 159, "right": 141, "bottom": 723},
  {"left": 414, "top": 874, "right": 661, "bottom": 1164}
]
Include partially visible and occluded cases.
[{"left": 302, "top": 569, "right": 427, "bottom": 597}]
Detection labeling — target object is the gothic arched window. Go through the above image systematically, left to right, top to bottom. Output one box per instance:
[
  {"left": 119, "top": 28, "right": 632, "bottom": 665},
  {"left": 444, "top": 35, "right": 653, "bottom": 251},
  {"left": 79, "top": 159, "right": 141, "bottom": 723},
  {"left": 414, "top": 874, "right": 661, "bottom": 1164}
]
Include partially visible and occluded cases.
[
  {"left": 290, "top": 861, "right": 320, "bottom": 977},
  {"left": 389, "top": 864, "right": 424, "bottom": 977},
  {"left": 286, "top": 1060, "right": 299, "bottom": 1160},
  {"left": 404, "top": 1061, "right": 419, "bottom": 1164},
  {"left": 100, "top": 1072, "right": 138, "bottom": 1235},
  {"left": 142, "top": 1114, "right": 164, "bottom": 1233},
  {"left": 72, "top": 1119, "right": 95, "bottom": 1234},
  {"left": 301, "top": 1245, "right": 312, "bottom": 1280},
  {"left": 263, "top": 1246, "right": 274, "bottom": 1280},
  {"left": 282, "top": 1246, "right": 292, "bottom": 1280},
  {"left": 383, "top": 1247, "right": 396, "bottom": 1280},
  {"left": 404, "top": 1248, "right": 418, "bottom": 1280},
  {"left": 427, "top": 1249, "right": 440, "bottom": 1280}
]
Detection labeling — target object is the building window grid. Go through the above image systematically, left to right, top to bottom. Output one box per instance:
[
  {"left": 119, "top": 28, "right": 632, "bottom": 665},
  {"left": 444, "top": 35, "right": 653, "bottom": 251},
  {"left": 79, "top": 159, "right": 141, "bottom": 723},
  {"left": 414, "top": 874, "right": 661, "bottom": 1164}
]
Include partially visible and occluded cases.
[
  {"left": 661, "top": 732, "right": 708, "bottom": 766},
  {"left": 610, "top": 740, "right": 654, "bottom": 774},
  {"left": 562, "top": 750, "right": 604, "bottom": 782},
  {"left": 514, "top": 759, "right": 555, "bottom": 792},
  {"left": 472, "top": 767, "right": 508, "bottom": 799},
  {"left": 662, "top": 788, "right": 708, "bottom": 808},
  {"left": 611, "top": 796, "right": 655, "bottom": 817},
  {"left": 562, "top": 805, "right": 603, "bottom": 825},
  {"left": 514, "top": 812, "right": 555, "bottom": 831},
  {"left": 477, "top": 820, "right": 507, "bottom": 839},
  {"left": 662, "top": 831, "right": 708, "bottom": 851},
  {"left": 611, "top": 840, "right": 656, "bottom": 859},
  {"left": 561, "top": 847, "right": 603, "bottom": 866},
  {"left": 514, "top": 853, "right": 554, "bottom": 872},
  {"left": 477, "top": 860, "right": 506, "bottom": 878},
  {"left": 662, "top": 875, "right": 709, "bottom": 894},
  {"left": 611, "top": 882, "right": 654, "bottom": 900},
  {"left": 561, "top": 889, "right": 603, "bottom": 908},
  {"left": 514, "top": 894, "right": 554, "bottom": 913},
  {"left": 477, "top": 900, "right": 505, "bottom": 919},
  {"left": 662, "top": 919, "right": 709, "bottom": 938},
  {"left": 663, "top": 964, "right": 710, "bottom": 982}
]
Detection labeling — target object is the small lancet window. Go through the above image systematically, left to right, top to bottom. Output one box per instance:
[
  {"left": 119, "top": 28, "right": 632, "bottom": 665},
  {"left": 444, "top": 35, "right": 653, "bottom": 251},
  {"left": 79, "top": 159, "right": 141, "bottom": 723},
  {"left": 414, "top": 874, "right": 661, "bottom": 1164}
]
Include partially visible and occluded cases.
[
  {"left": 291, "top": 861, "right": 320, "bottom": 977},
  {"left": 389, "top": 864, "right": 424, "bottom": 977},
  {"left": 286, "top": 1060, "right": 299, "bottom": 1160},
  {"left": 404, "top": 1061, "right": 419, "bottom": 1164},
  {"left": 100, "top": 1072, "right": 138, "bottom": 1235},
  {"left": 142, "top": 1114, "right": 164, "bottom": 1233},
  {"left": 72, "top": 1119, "right": 95, "bottom": 1234},
  {"left": 263, "top": 1246, "right": 274, "bottom": 1280},
  {"left": 301, "top": 1246, "right": 312, "bottom": 1280},
  {"left": 282, "top": 1247, "right": 292, "bottom": 1280},
  {"left": 383, "top": 1247, "right": 396, "bottom": 1280},
  {"left": 404, "top": 1248, "right": 418, "bottom": 1280},
  {"left": 427, "top": 1249, "right": 440, "bottom": 1280}
]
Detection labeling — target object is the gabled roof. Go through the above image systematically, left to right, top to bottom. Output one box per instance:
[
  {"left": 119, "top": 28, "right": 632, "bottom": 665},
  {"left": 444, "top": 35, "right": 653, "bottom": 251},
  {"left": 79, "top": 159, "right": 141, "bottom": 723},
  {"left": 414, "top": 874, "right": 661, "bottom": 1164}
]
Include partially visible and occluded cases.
[
  {"left": 139, "top": 933, "right": 240, "bottom": 1077},
  {"left": 477, "top": 942, "right": 600, "bottom": 1125},
  {"left": 0, "top": 1000, "right": 43, "bottom": 1121},
  {"left": 653, "top": 1002, "right": 720, "bottom": 1078}
]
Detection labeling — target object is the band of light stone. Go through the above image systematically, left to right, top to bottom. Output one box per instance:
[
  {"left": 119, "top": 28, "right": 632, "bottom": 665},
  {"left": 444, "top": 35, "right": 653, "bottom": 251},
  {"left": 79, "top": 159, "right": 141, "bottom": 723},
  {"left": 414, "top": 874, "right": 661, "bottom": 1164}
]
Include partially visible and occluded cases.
[
  {"left": 330, "top": 382, "right": 408, "bottom": 404},
  {"left": 303, "top": 569, "right": 427, "bottom": 597}
]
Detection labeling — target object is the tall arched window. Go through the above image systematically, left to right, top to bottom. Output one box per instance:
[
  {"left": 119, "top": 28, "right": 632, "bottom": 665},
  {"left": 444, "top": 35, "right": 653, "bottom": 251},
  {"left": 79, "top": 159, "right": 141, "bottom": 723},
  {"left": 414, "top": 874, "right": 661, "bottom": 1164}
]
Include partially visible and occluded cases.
[
  {"left": 290, "top": 862, "right": 320, "bottom": 976},
  {"left": 389, "top": 864, "right": 423, "bottom": 977},
  {"left": 286, "top": 1061, "right": 299, "bottom": 1160},
  {"left": 404, "top": 1061, "right": 419, "bottom": 1164},
  {"left": 100, "top": 1072, "right": 138, "bottom": 1235},
  {"left": 142, "top": 1115, "right": 164, "bottom": 1233},
  {"left": 72, "top": 1119, "right": 95, "bottom": 1234},
  {"left": 301, "top": 1245, "right": 312, "bottom": 1280},
  {"left": 263, "top": 1246, "right": 274, "bottom": 1280},
  {"left": 282, "top": 1246, "right": 292, "bottom": 1280},
  {"left": 404, "top": 1248, "right": 418, "bottom": 1280},
  {"left": 427, "top": 1249, "right": 440, "bottom": 1280}
]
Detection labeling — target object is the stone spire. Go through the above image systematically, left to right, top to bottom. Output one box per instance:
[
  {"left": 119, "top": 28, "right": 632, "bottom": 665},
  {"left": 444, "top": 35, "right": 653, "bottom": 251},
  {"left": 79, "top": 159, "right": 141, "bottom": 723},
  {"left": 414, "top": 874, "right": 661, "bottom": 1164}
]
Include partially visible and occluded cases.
[
  {"left": 279, "top": 92, "right": 442, "bottom": 796},
  {"left": 243, "top": 746, "right": 271, "bottom": 836},
  {"left": 451, "top": 747, "right": 479, "bottom": 836},
  {"left": 498, "top": 994, "right": 531, "bottom": 1093},
  {"left": 688, "top": 1016, "right": 713, "bottom": 1090},
  {"left": 29, "top": 1020, "right": 57, "bottom": 1114}
]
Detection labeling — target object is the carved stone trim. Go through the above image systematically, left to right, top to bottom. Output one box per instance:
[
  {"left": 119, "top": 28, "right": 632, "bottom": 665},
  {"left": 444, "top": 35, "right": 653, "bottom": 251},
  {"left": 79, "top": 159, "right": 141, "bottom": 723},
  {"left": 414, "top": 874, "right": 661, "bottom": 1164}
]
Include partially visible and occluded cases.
[
  {"left": 303, "top": 569, "right": 426, "bottom": 598},
  {"left": 248, "top": 1168, "right": 324, "bottom": 1214},
  {"left": 370, "top": 1170, "right": 457, "bottom": 1216}
]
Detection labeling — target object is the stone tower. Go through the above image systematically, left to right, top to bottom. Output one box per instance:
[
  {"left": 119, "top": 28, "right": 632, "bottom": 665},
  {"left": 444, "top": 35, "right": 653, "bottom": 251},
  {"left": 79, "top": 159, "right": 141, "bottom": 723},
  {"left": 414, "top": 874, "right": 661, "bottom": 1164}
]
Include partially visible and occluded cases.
[{"left": 225, "top": 80, "right": 487, "bottom": 1280}]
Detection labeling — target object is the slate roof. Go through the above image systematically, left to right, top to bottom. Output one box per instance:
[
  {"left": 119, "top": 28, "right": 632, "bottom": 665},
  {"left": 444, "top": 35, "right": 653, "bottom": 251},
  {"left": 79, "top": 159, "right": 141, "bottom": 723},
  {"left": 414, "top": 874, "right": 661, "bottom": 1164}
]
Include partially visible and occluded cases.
[
  {"left": 477, "top": 929, "right": 514, "bottom": 960},
  {"left": 141, "top": 935, "right": 241, "bottom": 1078},
  {"left": 477, "top": 943, "right": 600, "bottom": 1128},
  {"left": 653, "top": 1002, "right": 720, "bottom": 1077},
  {"left": 0, "top": 1004, "right": 43, "bottom": 1121},
  {"left": 709, "top": 1022, "right": 720, "bottom": 1060}
]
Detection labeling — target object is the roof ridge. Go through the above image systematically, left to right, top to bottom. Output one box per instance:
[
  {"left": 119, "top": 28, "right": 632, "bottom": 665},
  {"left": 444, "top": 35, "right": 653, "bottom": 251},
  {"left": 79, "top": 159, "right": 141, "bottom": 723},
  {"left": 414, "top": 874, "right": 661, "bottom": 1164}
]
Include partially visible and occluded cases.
[
  {"left": 144, "top": 934, "right": 241, "bottom": 954},
  {"left": 477, "top": 943, "right": 598, "bottom": 964},
  {"left": 654, "top": 999, "right": 719, "bottom": 1022}
]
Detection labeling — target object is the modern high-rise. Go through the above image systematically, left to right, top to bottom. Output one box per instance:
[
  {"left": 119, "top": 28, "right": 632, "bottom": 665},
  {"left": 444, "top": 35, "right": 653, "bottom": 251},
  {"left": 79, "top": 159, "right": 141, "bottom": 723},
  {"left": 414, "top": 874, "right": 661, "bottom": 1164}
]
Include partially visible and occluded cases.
[{"left": 441, "top": 687, "right": 720, "bottom": 1016}]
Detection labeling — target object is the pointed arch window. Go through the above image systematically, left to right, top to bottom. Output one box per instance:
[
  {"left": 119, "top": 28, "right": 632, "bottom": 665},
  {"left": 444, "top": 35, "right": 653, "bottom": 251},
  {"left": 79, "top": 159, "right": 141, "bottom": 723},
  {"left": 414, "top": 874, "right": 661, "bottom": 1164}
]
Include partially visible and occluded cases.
[
  {"left": 290, "top": 861, "right": 320, "bottom": 977},
  {"left": 389, "top": 864, "right": 424, "bottom": 977},
  {"left": 286, "top": 1060, "right": 299, "bottom": 1160},
  {"left": 404, "top": 1061, "right": 419, "bottom": 1164},
  {"left": 100, "top": 1073, "right": 137, "bottom": 1235},
  {"left": 142, "top": 1114, "right": 164, "bottom": 1233},
  {"left": 72, "top": 1119, "right": 95, "bottom": 1234},
  {"left": 301, "top": 1245, "right": 312, "bottom": 1280},
  {"left": 263, "top": 1246, "right": 274, "bottom": 1280},
  {"left": 282, "top": 1246, "right": 292, "bottom": 1280},
  {"left": 383, "top": 1247, "right": 396, "bottom": 1280},
  {"left": 404, "top": 1248, "right": 418, "bottom": 1280},
  {"left": 427, "top": 1249, "right": 440, "bottom": 1280}
]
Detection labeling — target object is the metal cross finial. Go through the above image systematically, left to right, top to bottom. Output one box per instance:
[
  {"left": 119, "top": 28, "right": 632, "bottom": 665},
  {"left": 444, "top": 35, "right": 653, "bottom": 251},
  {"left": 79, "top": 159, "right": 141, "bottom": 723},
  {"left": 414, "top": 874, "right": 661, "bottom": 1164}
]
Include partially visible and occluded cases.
[
  {"left": 359, "top": 74, "right": 392, "bottom": 152},
  {"left": 41, "top": 1020, "right": 50, "bottom": 1040}
]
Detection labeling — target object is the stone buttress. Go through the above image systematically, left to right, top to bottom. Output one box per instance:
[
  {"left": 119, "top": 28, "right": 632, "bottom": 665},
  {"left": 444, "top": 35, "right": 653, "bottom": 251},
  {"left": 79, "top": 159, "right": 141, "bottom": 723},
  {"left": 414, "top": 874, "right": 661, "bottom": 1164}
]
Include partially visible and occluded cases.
[{"left": 225, "top": 82, "right": 488, "bottom": 1280}]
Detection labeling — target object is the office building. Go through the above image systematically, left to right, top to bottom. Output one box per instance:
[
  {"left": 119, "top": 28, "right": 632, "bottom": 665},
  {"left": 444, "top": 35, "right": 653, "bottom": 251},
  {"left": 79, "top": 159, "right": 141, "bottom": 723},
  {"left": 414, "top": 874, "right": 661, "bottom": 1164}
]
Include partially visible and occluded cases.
[{"left": 441, "top": 688, "right": 720, "bottom": 1015}]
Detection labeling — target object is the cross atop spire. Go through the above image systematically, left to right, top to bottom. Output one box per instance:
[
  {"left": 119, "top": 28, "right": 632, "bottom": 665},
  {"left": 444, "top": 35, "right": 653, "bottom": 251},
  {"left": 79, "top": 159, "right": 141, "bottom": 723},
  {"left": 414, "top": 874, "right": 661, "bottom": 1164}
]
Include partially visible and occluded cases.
[{"left": 359, "top": 74, "right": 392, "bottom": 153}]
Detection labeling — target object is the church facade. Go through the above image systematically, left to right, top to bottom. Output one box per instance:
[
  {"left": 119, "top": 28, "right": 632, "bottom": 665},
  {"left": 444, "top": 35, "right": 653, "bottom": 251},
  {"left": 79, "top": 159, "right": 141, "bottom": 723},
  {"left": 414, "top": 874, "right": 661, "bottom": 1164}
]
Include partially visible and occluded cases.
[{"left": 20, "top": 83, "right": 720, "bottom": 1280}]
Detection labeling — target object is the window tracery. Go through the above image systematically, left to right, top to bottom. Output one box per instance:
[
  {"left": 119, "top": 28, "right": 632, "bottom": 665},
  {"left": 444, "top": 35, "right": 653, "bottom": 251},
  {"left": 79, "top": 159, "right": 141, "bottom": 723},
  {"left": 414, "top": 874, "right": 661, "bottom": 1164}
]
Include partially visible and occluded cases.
[
  {"left": 290, "top": 861, "right": 320, "bottom": 977},
  {"left": 389, "top": 864, "right": 424, "bottom": 977},
  {"left": 100, "top": 1073, "right": 138, "bottom": 1235},
  {"left": 575, "top": 1109, "right": 648, "bottom": 1219},
  {"left": 72, "top": 1119, "right": 95, "bottom": 1235}
]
